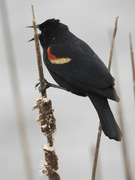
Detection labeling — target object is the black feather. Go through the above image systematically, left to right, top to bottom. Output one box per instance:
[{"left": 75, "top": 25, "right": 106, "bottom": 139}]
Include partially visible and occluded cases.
[{"left": 89, "top": 95, "right": 121, "bottom": 141}]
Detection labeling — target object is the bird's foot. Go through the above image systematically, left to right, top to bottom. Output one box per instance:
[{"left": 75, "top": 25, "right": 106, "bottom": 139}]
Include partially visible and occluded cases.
[{"left": 35, "top": 79, "right": 66, "bottom": 93}]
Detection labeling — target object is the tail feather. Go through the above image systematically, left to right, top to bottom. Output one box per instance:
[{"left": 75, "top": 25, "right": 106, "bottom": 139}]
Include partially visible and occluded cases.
[{"left": 89, "top": 95, "right": 122, "bottom": 141}]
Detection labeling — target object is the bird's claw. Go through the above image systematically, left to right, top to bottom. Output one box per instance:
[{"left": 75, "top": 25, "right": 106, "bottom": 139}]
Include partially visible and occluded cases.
[
  {"left": 35, "top": 79, "right": 66, "bottom": 93},
  {"left": 35, "top": 79, "right": 51, "bottom": 93},
  {"left": 35, "top": 82, "right": 40, "bottom": 89}
]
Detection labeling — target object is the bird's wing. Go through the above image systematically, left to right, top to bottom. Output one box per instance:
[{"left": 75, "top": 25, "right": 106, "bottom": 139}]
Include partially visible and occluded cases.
[{"left": 46, "top": 36, "right": 115, "bottom": 97}]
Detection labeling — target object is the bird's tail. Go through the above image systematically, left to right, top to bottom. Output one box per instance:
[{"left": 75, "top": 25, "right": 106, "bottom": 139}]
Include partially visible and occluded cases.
[{"left": 89, "top": 95, "right": 122, "bottom": 141}]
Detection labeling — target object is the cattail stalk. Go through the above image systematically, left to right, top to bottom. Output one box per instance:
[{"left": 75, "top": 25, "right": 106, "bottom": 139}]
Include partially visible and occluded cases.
[
  {"left": 0, "top": 1, "right": 33, "bottom": 180},
  {"left": 31, "top": 5, "right": 60, "bottom": 179},
  {"left": 31, "top": 6, "right": 45, "bottom": 97},
  {"left": 91, "top": 16, "right": 119, "bottom": 180},
  {"left": 107, "top": 29, "right": 133, "bottom": 180},
  {"left": 112, "top": 33, "right": 133, "bottom": 180},
  {"left": 129, "top": 33, "right": 135, "bottom": 101},
  {"left": 111, "top": 39, "right": 133, "bottom": 180},
  {"left": 117, "top": 95, "right": 132, "bottom": 180}
]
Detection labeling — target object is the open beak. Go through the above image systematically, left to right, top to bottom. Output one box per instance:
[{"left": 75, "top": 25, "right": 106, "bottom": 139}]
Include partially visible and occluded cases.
[
  {"left": 26, "top": 24, "right": 39, "bottom": 28},
  {"left": 27, "top": 24, "right": 40, "bottom": 42},
  {"left": 28, "top": 37, "right": 34, "bottom": 42}
]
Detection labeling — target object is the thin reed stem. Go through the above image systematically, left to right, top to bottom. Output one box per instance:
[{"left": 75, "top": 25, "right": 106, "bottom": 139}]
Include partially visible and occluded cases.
[
  {"left": 0, "top": 1, "right": 33, "bottom": 180},
  {"left": 31, "top": 5, "right": 46, "bottom": 97},
  {"left": 91, "top": 16, "right": 119, "bottom": 180},
  {"left": 108, "top": 16, "right": 119, "bottom": 71},
  {"left": 129, "top": 33, "right": 135, "bottom": 101},
  {"left": 112, "top": 45, "right": 133, "bottom": 180},
  {"left": 117, "top": 99, "right": 132, "bottom": 180},
  {"left": 91, "top": 123, "right": 102, "bottom": 180},
  {"left": 91, "top": 146, "right": 102, "bottom": 180}
]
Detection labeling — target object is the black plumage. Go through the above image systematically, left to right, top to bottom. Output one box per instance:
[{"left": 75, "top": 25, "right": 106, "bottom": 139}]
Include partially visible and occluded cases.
[{"left": 37, "top": 19, "right": 121, "bottom": 141}]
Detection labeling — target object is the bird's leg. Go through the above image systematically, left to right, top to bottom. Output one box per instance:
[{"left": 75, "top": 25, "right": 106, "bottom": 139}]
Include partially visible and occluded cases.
[{"left": 35, "top": 79, "right": 66, "bottom": 93}]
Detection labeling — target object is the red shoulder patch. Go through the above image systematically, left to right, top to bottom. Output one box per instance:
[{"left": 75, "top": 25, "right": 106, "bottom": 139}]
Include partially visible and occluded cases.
[
  {"left": 47, "top": 46, "right": 72, "bottom": 64},
  {"left": 47, "top": 46, "right": 60, "bottom": 60}
]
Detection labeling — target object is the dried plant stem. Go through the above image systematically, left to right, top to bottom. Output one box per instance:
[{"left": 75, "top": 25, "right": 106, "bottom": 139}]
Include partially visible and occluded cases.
[
  {"left": 0, "top": 1, "right": 33, "bottom": 180},
  {"left": 31, "top": 5, "right": 60, "bottom": 179},
  {"left": 31, "top": 5, "right": 45, "bottom": 97},
  {"left": 91, "top": 16, "right": 119, "bottom": 180},
  {"left": 108, "top": 16, "right": 119, "bottom": 71},
  {"left": 112, "top": 33, "right": 133, "bottom": 180},
  {"left": 129, "top": 33, "right": 135, "bottom": 101},
  {"left": 112, "top": 49, "right": 133, "bottom": 180},
  {"left": 117, "top": 99, "right": 132, "bottom": 180},
  {"left": 91, "top": 123, "right": 102, "bottom": 180},
  {"left": 91, "top": 146, "right": 102, "bottom": 180}
]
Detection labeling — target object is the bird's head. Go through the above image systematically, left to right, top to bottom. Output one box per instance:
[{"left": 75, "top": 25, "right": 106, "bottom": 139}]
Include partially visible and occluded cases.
[{"left": 28, "top": 19, "right": 68, "bottom": 47}]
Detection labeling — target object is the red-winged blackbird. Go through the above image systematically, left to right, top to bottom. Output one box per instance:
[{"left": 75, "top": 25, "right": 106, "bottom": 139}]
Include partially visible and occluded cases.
[{"left": 32, "top": 19, "right": 122, "bottom": 141}]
